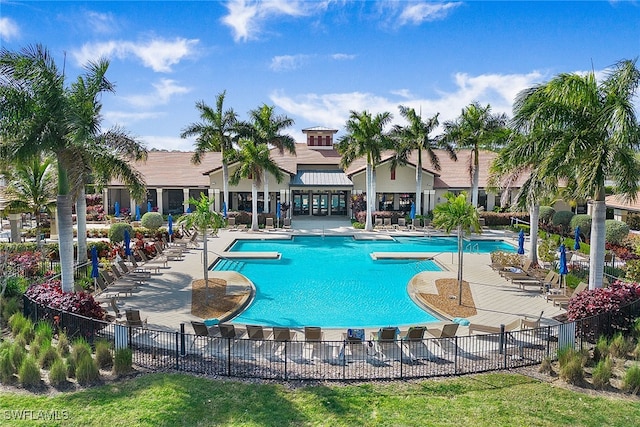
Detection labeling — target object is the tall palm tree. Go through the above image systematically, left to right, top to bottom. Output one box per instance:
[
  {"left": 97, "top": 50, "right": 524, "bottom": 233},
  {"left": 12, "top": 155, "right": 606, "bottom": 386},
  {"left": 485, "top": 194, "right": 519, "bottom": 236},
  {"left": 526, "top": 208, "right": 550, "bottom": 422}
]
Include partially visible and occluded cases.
[
  {"left": 512, "top": 59, "right": 640, "bottom": 289},
  {"left": 67, "top": 60, "right": 147, "bottom": 265},
  {"left": 180, "top": 91, "right": 238, "bottom": 214},
  {"left": 441, "top": 102, "right": 509, "bottom": 207},
  {"left": 239, "top": 105, "right": 295, "bottom": 214},
  {"left": 391, "top": 106, "right": 456, "bottom": 216},
  {"left": 336, "top": 110, "right": 393, "bottom": 231},
  {"left": 489, "top": 132, "right": 560, "bottom": 267},
  {"left": 229, "top": 138, "right": 284, "bottom": 231},
  {"left": 1, "top": 154, "right": 57, "bottom": 233},
  {"left": 432, "top": 192, "right": 480, "bottom": 305},
  {"left": 177, "top": 194, "right": 224, "bottom": 302}
]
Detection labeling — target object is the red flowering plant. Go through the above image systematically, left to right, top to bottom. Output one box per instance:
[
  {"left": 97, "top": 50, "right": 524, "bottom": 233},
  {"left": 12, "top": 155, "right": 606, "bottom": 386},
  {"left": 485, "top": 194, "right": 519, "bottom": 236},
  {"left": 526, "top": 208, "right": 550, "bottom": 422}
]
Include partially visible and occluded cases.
[
  {"left": 8, "top": 251, "right": 44, "bottom": 278},
  {"left": 25, "top": 279, "right": 105, "bottom": 320},
  {"left": 566, "top": 280, "right": 640, "bottom": 341}
]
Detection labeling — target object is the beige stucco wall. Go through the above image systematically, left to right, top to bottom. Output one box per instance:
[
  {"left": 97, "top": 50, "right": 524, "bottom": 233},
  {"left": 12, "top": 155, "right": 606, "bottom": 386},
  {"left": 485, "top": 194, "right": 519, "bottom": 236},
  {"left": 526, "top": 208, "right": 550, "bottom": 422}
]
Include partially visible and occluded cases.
[
  {"left": 350, "top": 164, "right": 434, "bottom": 193},
  {"left": 208, "top": 166, "right": 291, "bottom": 193}
]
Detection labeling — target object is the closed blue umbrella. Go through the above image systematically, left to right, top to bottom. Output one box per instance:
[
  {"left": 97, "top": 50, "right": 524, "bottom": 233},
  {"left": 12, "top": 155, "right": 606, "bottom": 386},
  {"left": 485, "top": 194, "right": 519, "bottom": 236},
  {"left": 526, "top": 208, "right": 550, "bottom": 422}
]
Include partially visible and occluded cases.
[
  {"left": 114, "top": 201, "right": 120, "bottom": 217},
  {"left": 147, "top": 201, "right": 152, "bottom": 213},
  {"left": 222, "top": 201, "right": 227, "bottom": 219},
  {"left": 276, "top": 201, "right": 281, "bottom": 228},
  {"left": 410, "top": 201, "right": 416, "bottom": 220},
  {"left": 135, "top": 205, "right": 141, "bottom": 221},
  {"left": 186, "top": 206, "right": 191, "bottom": 213},
  {"left": 168, "top": 214, "right": 173, "bottom": 243},
  {"left": 574, "top": 226, "right": 581, "bottom": 250},
  {"left": 124, "top": 229, "right": 131, "bottom": 257},
  {"left": 517, "top": 229, "right": 525, "bottom": 255},
  {"left": 559, "top": 244, "right": 569, "bottom": 275},
  {"left": 91, "top": 246, "right": 99, "bottom": 292}
]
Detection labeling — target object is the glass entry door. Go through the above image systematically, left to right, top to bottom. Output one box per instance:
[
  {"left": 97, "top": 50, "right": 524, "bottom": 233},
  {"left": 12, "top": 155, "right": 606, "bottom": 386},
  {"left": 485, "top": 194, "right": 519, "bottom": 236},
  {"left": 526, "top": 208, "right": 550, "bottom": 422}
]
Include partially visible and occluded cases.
[
  {"left": 293, "top": 193, "right": 309, "bottom": 215},
  {"left": 312, "top": 193, "right": 328, "bottom": 216}
]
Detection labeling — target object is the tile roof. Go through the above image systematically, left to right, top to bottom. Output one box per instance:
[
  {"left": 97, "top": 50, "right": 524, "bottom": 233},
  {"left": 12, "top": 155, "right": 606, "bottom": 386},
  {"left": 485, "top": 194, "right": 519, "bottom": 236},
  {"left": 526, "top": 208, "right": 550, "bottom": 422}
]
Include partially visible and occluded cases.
[
  {"left": 291, "top": 170, "right": 353, "bottom": 187},
  {"left": 605, "top": 194, "right": 640, "bottom": 212}
]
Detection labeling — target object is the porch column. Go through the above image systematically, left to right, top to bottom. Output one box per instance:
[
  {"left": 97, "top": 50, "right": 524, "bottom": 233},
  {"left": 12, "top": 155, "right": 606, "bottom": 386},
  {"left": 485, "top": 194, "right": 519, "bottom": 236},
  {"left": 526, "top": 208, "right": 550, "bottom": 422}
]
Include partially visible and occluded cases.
[
  {"left": 102, "top": 188, "right": 109, "bottom": 218},
  {"left": 156, "top": 188, "right": 164, "bottom": 214},
  {"left": 183, "top": 188, "right": 190, "bottom": 213},
  {"left": 208, "top": 188, "right": 215, "bottom": 212},
  {"left": 214, "top": 189, "right": 220, "bottom": 212},
  {"left": 8, "top": 213, "right": 21, "bottom": 243}
]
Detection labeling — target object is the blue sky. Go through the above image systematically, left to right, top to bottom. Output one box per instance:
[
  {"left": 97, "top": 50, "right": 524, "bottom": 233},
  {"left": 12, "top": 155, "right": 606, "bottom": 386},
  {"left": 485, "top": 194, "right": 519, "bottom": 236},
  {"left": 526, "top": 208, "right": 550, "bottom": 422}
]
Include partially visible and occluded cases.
[{"left": 1, "top": 1, "right": 639, "bottom": 151}]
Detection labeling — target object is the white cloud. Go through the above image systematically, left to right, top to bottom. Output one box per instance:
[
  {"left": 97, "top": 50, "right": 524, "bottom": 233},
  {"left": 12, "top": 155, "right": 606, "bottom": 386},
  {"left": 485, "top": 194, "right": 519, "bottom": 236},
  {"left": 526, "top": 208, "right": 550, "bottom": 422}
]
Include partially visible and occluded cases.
[
  {"left": 222, "top": 0, "right": 321, "bottom": 42},
  {"left": 397, "top": 2, "right": 462, "bottom": 26},
  {"left": 85, "top": 11, "right": 118, "bottom": 34},
  {"left": 0, "top": 17, "right": 19, "bottom": 41},
  {"left": 71, "top": 37, "right": 199, "bottom": 72},
  {"left": 331, "top": 53, "right": 356, "bottom": 61},
  {"left": 270, "top": 54, "right": 313, "bottom": 71},
  {"left": 270, "top": 70, "right": 546, "bottom": 131},
  {"left": 121, "top": 79, "right": 192, "bottom": 108},
  {"left": 104, "top": 111, "right": 167, "bottom": 127},
  {"left": 142, "top": 135, "right": 193, "bottom": 151}
]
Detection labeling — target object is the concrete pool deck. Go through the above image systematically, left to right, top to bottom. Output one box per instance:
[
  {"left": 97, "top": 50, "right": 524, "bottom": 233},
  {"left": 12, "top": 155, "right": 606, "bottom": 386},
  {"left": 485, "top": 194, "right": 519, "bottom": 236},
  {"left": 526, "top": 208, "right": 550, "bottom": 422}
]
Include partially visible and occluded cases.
[{"left": 101, "top": 217, "right": 565, "bottom": 339}]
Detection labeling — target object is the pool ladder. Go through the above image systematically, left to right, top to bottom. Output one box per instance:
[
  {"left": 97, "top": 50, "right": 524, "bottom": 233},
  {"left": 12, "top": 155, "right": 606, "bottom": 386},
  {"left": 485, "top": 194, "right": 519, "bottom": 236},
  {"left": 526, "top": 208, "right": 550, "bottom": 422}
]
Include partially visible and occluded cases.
[{"left": 465, "top": 242, "right": 479, "bottom": 253}]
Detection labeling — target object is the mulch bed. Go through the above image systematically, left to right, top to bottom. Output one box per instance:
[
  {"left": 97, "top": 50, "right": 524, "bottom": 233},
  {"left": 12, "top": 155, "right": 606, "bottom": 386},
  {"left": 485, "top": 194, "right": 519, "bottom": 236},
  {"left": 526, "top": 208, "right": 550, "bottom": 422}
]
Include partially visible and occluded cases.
[
  {"left": 191, "top": 278, "right": 246, "bottom": 319},
  {"left": 417, "top": 278, "right": 478, "bottom": 319}
]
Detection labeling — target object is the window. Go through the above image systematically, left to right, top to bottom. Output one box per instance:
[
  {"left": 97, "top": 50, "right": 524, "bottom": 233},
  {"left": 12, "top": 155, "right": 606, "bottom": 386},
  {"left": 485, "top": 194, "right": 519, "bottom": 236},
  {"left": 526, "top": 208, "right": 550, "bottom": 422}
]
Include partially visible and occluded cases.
[
  {"left": 325, "top": 135, "right": 331, "bottom": 146},
  {"left": 309, "top": 136, "right": 315, "bottom": 146},
  {"left": 390, "top": 166, "right": 396, "bottom": 180},
  {"left": 378, "top": 193, "right": 394, "bottom": 211},
  {"left": 399, "top": 194, "right": 412, "bottom": 211}
]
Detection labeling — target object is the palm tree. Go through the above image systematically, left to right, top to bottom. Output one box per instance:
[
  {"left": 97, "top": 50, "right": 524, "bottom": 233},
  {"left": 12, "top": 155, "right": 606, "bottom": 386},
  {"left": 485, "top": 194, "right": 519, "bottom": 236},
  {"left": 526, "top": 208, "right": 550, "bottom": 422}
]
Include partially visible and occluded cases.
[
  {"left": 512, "top": 59, "right": 640, "bottom": 289},
  {"left": 67, "top": 61, "right": 147, "bottom": 265},
  {"left": 180, "top": 91, "right": 238, "bottom": 214},
  {"left": 441, "top": 102, "right": 509, "bottom": 207},
  {"left": 239, "top": 105, "right": 295, "bottom": 214},
  {"left": 391, "top": 105, "right": 457, "bottom": 217},
  {"left": 336, "top": 110, "right": 393, "bottom": 231},
  {"left": 489, "top": 132, "right": 560, "bottom": 267},
  {"left": 229, "top": 138, "right": 284, "bottom": 231},
  {"left": 1, "top": 154, "right": 57, "bottom": 234},
  {"left": 432, "top": 192, "right": 480, "bottom": 305},
  {"left": 177, "top": 194, "right": 224, "bottom": 302}
]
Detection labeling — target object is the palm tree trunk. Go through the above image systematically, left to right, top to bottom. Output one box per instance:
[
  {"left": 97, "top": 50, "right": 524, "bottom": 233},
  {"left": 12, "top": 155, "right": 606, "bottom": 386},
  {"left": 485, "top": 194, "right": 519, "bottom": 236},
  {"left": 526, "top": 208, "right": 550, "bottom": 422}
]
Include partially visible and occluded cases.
[
  {"left": 471, "top": 151, "right": 480, "bottom": 207},
  {"left": 415, "top": 160, "right": 423, "bottom": 216},
  {"left": 222, "top": 162, "right": 229, "bottom": 214},
  {"left": 364, "top": 163, "right": 373, "bottom": 231},
  {"left": 371, "top": 167, "right": 377, "bottom": 218},
  {"left": 263, "top": 169, "right": 269, "bottom": 213},
  {"left": 251, "top": 180, "right": 259, "bottom": 231},
  {"left": 76, "top": 187, "right": 88, "bottom": 265},
  {"left": 57, "top": 194, "right": 75, "bottom": 292},
  {"left": 589, "top": 196, "right": 606, "bottom": 290},
  {"left": 529, "top": 203, "right": 539, "bottom": 267},
  {"left": 457, "top": 224, "right": 464, "bottom": 305},
  {"left": 202, "top": 226, "right": 209, "bottom": 302}
]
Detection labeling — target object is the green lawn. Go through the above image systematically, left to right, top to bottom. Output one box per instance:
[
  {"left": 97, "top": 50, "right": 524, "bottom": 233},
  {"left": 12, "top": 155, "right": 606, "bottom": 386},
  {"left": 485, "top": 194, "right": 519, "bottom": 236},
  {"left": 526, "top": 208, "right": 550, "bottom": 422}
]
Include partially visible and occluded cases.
[{"left": 1, "top": 372, "right": 639, "bottom": 426}]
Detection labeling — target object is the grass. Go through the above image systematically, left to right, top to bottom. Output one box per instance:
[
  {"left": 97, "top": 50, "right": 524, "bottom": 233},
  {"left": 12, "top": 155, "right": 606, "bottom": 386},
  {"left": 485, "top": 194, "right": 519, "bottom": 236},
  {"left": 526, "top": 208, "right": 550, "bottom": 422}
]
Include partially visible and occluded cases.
[{"left": 1, "top": 372, "right": 639, "bottom": 426}]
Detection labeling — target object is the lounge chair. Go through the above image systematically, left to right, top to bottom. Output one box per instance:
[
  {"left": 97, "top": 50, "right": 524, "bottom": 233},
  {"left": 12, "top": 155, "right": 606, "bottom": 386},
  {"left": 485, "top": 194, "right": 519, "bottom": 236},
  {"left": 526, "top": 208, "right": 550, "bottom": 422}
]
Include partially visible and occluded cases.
[
  {"left": 227, "top": 217, "right": 238, "bottom": 231},
  {"left": 265, "top": 217, "right": 275, "bottom": 231},
  {"left": 374, "top": 217, "right": 384, "bottom": 230},
  {"left": 283, "top": 218, "right": 292, "bottom": 231},
  {"left": 383, "top": 218, "right": 393, "bottom": 231},
  {"left": 396, "top": 218, "right": 408, "bottom": 231},
  {"left": 170, "top": 231, "right": 199, "bottom": 248},
  {"left": 154, "top": 242, "right": 183, "bottom": 260},
  {"left": 136, "top": 248, "right": 168, "bottom": 269},
  {"left": 128, "top": 254, "right": 158, "bottom": 275},
  {"left": 500, "top": 259, "right": 534, "bottom": 279},
  {"left": 118, "top": 260, "right": 151, "bottom": 279},
  {"left": 109, "top": 264, "right": 146, "bottom": 285},
  {"left": 512, "top": 270, "right": 557, "bottom": 291},
  {"left": 97, "top": 272, "right": 136, "bottom": 297},
  {"left": 548, "top": 282, "right": 588, "bottom": 307},
  {"left": 109, "top": 297, "right": 123, "bottom": 319},
  {"left": 124, "top": 309, "right": 147, "bottom": 329},
  {"left": 468, "top": 311, "right": 544, "bottom": 335},
  {"left": 190, "top": 320, "right": 216, "bottom": 350},
  {"left": 216, "top": 323, "right": 243, "bottom": 339},
  {"left": 426, "top": 323, "right": 459, "bottom": 339},
  {"left": 246, "top": 325, "right": 272, "bottom": 340},
  {"left": 304, "top": 326, "right": 323, "bottom": 341},
  {"left": 399, "top": 326, "right": 437, "bottom": 361},
  {"left": 400, "top": 326, "right": 426, "bottom": 341},
  {"left": 273, "top": 327, "right": 295, "bottom": 342},
  {"left": 370, "top": 327, "right": 398, "bottom": 342},
  {"left": 370, "top": 327, "right": 403, "bottom": 362}
]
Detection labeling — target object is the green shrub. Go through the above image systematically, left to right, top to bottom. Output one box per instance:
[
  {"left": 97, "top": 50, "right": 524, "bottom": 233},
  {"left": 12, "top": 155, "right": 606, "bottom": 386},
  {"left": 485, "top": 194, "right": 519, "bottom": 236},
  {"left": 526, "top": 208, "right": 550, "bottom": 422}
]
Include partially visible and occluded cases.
[
  {"left": 539, "top": 206, "right": 556, "bottom": 224},
  {"left": 552, "top": 211, "right": 574, "bottom": 229},
  {"left": 141, "top": 212, "right": 163, "bottom": 231},
  {"left": 570, "top": 214, "right": 592, "bottom": 239},
  {"left": 626, "top": 214, "right": 640, "bottom": 231},
  {"left": 606, "top": 220, "right": 630, "bottom": 245},
  {"left": 108, "top": 222, "right": 134, "bottom": 244},
  {"left": 3, "top": 276, "right": 29, "bottom": 298},
  {"left": 0, "top": 297, "right": 20, "bottom": 325},
  {"left": 9, "top": 312, "right": 28, "bottom": 337},
  {"left": 633, "top": 318, "right": 640, "bottom": 340},
  {"left": 34, "top": 321, "right": 53, "bottom": 347},
  {"left": 17, "top": 322, "right": 35, "bottom": 344},
  {"left": 57, "top": 332, "right": 70, "bottom": 357},
  {"left": 609, "top": 333, "right": 634, "bottom": 358},
  {"left": 13, "top": 335, "right": 26, "bottom": 351},
  {"left": 593, "top": 335, "right": 609, "bottom": 363},
  {"left": 71, "top": 337, "right": 92, "bottom": 364},
  {"left": 95, "top": 340, "right": 113, "bottom": 369},
  {"left": 29, "top": 341, "right": 42, "bottom": 359},
  {"left": 9, "top": 342, "right": 26, "bottom": 371},
  {"left": 633, "top": 342, "right": 640, "bottom": 361},
  {"left": 38, "top": 344, "right": 60, "bottom": 369},
  {"left": 0, "top": 348, "right": 15, "bottom": 384},
  {"left": 113, "top": 348, "right": 133, "bottom": 376},
  {"left": 75, "top": 354, "right": 100, "bottom": 385},
  {"left": 559, "top": 355, "right": 584, "bottom": 385},
  {"left": 18, "top": 356, "right": 41, "bottom": 387},
  {"left": 66, "top": 356, "right": 76, "bottom": 379},
  {"left": 538, "top": 356, "right": 554, "bottom": 375},
  {"left": 591, "top": 357, "right": 613, "bottom": 389},
  {"left": 48, "top": 358, "right": 67, "bottom": 387},
  {"left": 623, "top": 364, "right": 640, "bottom": 394}
]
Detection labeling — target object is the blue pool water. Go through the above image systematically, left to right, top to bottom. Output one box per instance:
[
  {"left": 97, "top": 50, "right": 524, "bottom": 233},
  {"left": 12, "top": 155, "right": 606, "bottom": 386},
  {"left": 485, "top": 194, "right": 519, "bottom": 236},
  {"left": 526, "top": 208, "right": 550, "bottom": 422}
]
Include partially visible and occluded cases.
[{"left": 213, "top": 236, "right": 514, "bottom": 328}]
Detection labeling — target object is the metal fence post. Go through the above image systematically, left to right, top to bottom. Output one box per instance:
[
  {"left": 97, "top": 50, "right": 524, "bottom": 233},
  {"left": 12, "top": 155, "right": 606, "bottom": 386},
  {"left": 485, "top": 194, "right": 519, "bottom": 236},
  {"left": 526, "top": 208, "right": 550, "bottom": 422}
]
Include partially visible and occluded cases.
[
  {"left": 180, "top": 323, "right": 186, "bottom": 357},
  {"left": 175, "top": 331, "right": 180, "bottom": 371}
]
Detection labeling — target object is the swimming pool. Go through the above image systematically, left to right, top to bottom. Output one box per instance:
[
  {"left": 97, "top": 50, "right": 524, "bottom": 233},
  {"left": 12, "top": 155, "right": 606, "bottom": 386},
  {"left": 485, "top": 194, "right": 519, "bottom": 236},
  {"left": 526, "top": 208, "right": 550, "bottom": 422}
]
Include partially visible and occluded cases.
[{"left": 213, "top": 236, "right": 514, "bottom": 328}]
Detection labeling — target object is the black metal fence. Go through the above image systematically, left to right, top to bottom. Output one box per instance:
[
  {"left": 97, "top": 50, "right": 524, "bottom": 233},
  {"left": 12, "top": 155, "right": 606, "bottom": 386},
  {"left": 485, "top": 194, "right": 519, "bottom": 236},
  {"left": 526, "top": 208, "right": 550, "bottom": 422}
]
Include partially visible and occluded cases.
[{"left": 21, "top": 295, "right": 640, "bottom": 382}]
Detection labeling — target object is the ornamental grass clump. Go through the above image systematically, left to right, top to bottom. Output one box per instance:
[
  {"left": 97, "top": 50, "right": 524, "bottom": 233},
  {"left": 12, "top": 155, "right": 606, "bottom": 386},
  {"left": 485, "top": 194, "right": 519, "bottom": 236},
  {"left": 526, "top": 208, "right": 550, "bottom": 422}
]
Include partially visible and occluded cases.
[
  {"left": 9, "top": 312, "right": 29, "bottom": 338},
  {"left": 34, "top": 321, "right": 53, "bottom": 346},
  {"left": 56, "top": 332, "right": 70, "bottom": 357},
  {"left": 609, "top": 333, "right": 634, "bottom": 359},
  {"left": 593, "top": 335, "right": 609, "bottom": 363},
  {"left": 71, "top": 337, "right": 92, "bottom": 364},
  {"left": 95, "top": 340, "right": 113, "bottom": 369},
  {"left": 9, "top": 342, "right": 26, "bottom": 373},
  {"left": 38, "top": 344, "right": 60, "bottom": 369},
  {"left": 0, "top": 347, "right": 15, "bottom": 384},
  {"left": 558, "top": 347, "right": 585, "bottom": 385},
  {"left": 113, "top": 348, "right": 133, "bottom": 376},
  {"left": 75, "top": 354, "right": 100, "bottom": 385},
  {"left": 18, "top": 356, "right": 41, "bottom": 387},
  {"left": 66, "top": 356, "right": 76, "bottom": 379},
  {"left": 591, "top": 357, "right": 613, "bottom": 389},
  {"left": 48, "top": 358, "right": 67, "bottom": 388},
  {"left": 623, "top": 364, "right": 640, "bottom": 394}
]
